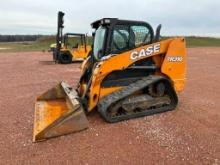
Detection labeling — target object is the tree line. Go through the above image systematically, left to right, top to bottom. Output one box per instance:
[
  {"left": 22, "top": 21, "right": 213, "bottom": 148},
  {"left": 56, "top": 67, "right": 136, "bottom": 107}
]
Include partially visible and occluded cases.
[{"left": 0, "top": 35, "right": 52, "bottom": 42}]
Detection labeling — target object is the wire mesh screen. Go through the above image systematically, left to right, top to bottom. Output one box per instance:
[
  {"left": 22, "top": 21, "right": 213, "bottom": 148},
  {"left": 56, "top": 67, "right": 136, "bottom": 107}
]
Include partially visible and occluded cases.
[{"left": 131, "top": 26, "right": 151, "bottom": 46}]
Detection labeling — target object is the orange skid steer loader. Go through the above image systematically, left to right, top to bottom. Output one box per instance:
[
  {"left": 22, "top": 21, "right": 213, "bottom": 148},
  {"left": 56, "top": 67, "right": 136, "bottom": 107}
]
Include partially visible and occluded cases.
[{"left": 33, "top": 18, "right": 186, "bottom": 142}]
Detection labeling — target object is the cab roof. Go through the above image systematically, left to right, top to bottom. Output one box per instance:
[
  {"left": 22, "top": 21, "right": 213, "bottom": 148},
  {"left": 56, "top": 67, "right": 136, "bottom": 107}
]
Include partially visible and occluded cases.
[{"left": 91, "top": 18, "right": 151, "bottom": 29}]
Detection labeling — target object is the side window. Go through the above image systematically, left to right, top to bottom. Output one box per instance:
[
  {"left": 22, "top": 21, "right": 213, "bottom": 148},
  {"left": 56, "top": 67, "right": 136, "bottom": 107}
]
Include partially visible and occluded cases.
[
  {"left": 110, "top": 24, "right": 153, "bottom": 54},
  {"left": 111, "top": 25, "right": 129, "bottom": 53},
  {"left": 130, "top": 25, "right": 151, "bottom": 47}
]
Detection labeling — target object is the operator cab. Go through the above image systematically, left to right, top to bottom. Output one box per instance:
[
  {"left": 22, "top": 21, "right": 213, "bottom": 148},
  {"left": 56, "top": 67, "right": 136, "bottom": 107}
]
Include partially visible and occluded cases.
[
  {"left": 91, "top": 18, "right": 159, "bottom": 61},
  {"left": 63, "top": 33, "right": 87, "bottom": 51}
]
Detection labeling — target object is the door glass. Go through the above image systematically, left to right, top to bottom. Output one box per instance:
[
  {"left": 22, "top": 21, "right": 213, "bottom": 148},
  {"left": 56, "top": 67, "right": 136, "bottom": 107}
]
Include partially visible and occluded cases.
[{"left": 93, "top": 26, "right": 106, "bottom": 59}]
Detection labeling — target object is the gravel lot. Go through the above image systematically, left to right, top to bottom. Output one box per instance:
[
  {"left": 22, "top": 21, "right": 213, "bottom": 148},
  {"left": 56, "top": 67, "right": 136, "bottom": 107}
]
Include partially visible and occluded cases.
[{"left": 0, "top": 48, "right": 219, "bottom": 164}]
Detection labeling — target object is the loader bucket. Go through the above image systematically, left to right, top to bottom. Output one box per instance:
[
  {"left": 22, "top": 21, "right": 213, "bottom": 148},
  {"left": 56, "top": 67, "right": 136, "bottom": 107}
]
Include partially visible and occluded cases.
[{"left": 33, "top": 82, "right": 88, "bottom": 142}]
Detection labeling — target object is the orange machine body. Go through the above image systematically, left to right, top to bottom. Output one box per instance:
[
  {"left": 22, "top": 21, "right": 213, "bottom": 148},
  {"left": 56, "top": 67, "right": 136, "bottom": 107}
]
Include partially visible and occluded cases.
[{"left": 79, "top": 38, "right": 186, "bottom": 112}]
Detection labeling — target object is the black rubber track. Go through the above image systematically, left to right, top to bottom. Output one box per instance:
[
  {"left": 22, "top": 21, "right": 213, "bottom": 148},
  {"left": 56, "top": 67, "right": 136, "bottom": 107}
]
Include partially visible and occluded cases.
[{"left": 97, "top": 75, "right": 178, "bottom": 123}]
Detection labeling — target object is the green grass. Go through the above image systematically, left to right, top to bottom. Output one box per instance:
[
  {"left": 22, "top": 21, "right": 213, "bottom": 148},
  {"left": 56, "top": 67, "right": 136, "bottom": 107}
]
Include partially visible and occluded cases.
[
  {"left": 0, "top": 36, "right": 219, "bottom": 53},
  {"left": 0, "top": 36, "right": 93, "bottom": 53},
  {"left": 185, "top": 37, "right": 220, "bottom": 47},
  {"left": 0, "top": 38, "right": 55, "bottom": 53}
]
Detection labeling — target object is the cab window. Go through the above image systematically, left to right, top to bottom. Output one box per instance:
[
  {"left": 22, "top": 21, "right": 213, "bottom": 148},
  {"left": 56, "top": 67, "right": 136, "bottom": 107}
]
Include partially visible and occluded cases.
[
  {"left": 110, "top": 24, "right": 153, "bottom": 54},
  {"left": 111, "top": 25, "right": 129, "bottom": 53},
  {"left": 131, "top": 25, "right": 151, "bottom": 47},
  {"left": 93, "top": 26, "right": 106, "bottom": 60}
]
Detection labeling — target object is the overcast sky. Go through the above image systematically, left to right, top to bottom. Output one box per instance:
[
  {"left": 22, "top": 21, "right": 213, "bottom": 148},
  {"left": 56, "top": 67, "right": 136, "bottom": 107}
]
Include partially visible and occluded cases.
[{"left": 0, "top": 0, "right": 219, "bottom": 36}]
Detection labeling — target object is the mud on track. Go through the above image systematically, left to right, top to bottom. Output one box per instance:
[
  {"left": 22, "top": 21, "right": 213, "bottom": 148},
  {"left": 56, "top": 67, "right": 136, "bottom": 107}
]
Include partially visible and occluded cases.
[{"left": 0, "top": 48, "right": 219, "bottom": 164}]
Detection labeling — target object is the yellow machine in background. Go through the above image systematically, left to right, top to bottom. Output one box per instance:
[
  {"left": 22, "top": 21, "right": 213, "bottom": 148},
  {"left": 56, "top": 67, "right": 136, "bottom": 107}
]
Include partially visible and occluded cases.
[
  {"left": 53, "top": 11, "right": 91, "bottom": 64},
  {"left": 33, "top": 18, "right": 186, "bottom": 142}
]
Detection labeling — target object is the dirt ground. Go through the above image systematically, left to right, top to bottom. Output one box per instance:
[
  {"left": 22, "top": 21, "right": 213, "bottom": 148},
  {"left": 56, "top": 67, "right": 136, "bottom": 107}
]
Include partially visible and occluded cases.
[{"left": 0, "top": 48, "right": 220, "bottom": 165}]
